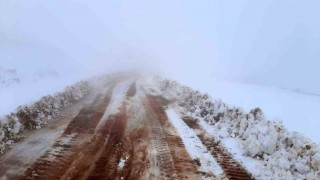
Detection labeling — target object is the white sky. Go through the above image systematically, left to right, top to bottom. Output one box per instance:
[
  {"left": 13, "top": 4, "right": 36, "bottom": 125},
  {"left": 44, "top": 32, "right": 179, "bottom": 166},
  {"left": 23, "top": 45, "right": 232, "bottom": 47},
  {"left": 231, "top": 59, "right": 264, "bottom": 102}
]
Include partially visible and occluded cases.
[{"left": 1, "top": 0, "right": 319, "bottom": 92}]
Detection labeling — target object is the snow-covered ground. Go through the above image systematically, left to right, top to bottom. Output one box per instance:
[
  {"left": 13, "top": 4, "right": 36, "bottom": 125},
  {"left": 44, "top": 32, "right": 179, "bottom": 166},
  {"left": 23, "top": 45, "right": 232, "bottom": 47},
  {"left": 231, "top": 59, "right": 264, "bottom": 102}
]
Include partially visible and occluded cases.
[
  {"left": 0, "top": 67, "right": 84, "bottom": 117},
  {"left": 0, "top": 75, "right": 91, "bottom": 153},
  {"left": 151, "top": 76, "right": 320, "bottom": 179},
  {"left": 178, "top": 79, "right": 320, "bottom": 144}
]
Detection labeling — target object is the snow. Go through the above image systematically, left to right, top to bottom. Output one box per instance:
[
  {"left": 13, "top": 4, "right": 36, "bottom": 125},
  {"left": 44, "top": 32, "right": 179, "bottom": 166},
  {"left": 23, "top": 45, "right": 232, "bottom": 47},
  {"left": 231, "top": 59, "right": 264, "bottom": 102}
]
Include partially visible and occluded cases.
[
  {"left": 0, "top": 73, "right": 84, "bottom": 117},
  {"left": 153, "top": 77, "right": 320, "bottom": 179},
  {"left": 0, "top": 79, "right": 90, "bottom": 153},
  {"left": 180, "top": 79, "right": 320, "bottom": 144},
  {"left": 96, "top": 80, "right": 132, "bottom": 131},
  {"left": 102, "top": 80, "right": 131, "bottom": 118},
  {"left": 165, "top": 108, "right": 224, "bottom": 176},
  {"left": 197, "top": 117, "right": 269, "bottom": 178},
  {"left": 0, "top": 124, "right": 65, "bottom": 178},
  {"left": 43, "top": 133, "right": 76, "bottom": 162},
  {"left": 58, "top": 133, "right": 76, "bottom": 145},
  {"left": 118, "top": 156, "right": 128, "bottom": 169}
]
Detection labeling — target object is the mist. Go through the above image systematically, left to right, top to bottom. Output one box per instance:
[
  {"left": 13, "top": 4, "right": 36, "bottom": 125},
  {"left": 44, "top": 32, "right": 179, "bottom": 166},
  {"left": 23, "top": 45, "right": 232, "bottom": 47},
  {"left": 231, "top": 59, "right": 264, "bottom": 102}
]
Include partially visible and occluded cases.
[{"left": 1, "top": 0, "right": 320, "bottom": 93}]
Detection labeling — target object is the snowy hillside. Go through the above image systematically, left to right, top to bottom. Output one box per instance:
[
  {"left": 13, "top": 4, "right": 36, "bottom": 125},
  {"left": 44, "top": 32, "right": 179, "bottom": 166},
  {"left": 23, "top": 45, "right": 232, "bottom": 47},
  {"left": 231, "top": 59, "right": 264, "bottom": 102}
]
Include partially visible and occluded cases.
[
  {"left": 0, "top": 66, "right": 60, "bottom": 88},
  {"left": 0, "top": 67, "right": 85, "bottom": 116},
  {"left": 148, "top": 76, "right": 320, "bottom": 179},
  {"left": 174, "top": 78, "right": 320, "bottom": 144}
]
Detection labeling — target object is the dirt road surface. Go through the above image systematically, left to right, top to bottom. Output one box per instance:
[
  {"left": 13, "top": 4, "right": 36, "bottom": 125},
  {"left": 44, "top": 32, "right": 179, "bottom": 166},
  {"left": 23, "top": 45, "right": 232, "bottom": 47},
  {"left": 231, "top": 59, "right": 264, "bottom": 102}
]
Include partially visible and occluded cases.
[{"left": 0, "top": 76, "right": 254, "bottom": 180}]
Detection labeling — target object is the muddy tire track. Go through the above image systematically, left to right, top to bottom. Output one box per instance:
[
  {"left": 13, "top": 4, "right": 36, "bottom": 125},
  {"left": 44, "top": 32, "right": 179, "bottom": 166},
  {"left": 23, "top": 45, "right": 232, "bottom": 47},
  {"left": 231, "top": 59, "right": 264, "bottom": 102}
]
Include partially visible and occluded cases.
[
  {"left": 20, "top": 84, "right": 116, "bottom": 180},
  {"left": 86, "top": 90, "right": 149, "bottom": 180},
  {"left": 146, "top": 96, "right": 201, "bottom": 180},
  {"left": 86, "top": 104, "right": 128, "bottom": 180},
  {"left": 183, "top": 117, "right": 255, "bottom": 180},
  {"left": 120, "top": 127, "right": 149, "bottom": 180}
]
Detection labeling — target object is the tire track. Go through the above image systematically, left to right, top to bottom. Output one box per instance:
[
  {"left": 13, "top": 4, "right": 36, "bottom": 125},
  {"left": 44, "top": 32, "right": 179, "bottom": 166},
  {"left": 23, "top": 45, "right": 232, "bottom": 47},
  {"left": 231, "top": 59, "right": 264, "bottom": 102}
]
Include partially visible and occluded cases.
[
  {"left": 86, "top": 80, "right": 146, "bottom": 180},
  {"left": 20, "top": 84, "right": 116, "bottom": 180},
  {"left": 146, "top": 96, "right": 202, "bottom": 179},
  {"left": 146, "top": 96, "right": 178, "bottom": 179},
  {"left": 86, "top": 104, "right": 128, "bottom": 179},
  {"left": 182, "top": 117, "right": 255, "bottom": 180}
]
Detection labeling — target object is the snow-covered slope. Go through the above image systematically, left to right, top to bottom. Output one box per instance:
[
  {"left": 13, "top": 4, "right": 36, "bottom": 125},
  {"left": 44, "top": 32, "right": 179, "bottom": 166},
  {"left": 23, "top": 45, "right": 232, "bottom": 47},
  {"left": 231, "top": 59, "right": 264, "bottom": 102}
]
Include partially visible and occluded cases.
[
  {"left": 0, "top": 67, "right": 84, "bottom": 116},
  {"left": 149, "top": 76, "right": 320, "bottom": 179},
  {"left": 0, "top": 79, "right": 91, "bottom": 153},
  {"left": 175, "top": 79, "right": 320, "bottom": 144}
]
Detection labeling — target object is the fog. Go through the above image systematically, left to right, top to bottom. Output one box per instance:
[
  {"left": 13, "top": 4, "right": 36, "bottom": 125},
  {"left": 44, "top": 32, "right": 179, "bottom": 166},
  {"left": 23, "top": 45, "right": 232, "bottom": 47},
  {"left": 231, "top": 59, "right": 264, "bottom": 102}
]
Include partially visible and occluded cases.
[{"left": 1, "top": 0, "right": 320, "bottom": 93}]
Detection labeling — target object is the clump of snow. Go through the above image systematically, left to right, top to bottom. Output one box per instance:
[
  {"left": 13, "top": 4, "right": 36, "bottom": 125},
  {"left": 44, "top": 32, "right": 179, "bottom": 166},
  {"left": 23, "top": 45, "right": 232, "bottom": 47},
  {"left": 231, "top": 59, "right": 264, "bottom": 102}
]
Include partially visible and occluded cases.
[
  {"left": 152, "top": 77, "right": 320, "bottom": 179},
  {"left": 118, "top": 156, "right": 129, "bottom": 169}
]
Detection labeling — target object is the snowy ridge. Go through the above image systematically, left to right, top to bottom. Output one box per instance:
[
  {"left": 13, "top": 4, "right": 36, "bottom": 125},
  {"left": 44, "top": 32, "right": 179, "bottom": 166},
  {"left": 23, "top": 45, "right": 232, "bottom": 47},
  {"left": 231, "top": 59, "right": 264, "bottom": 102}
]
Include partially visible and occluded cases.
[{"left": 151, "top": 77, "right": 320, "bottom": 179}]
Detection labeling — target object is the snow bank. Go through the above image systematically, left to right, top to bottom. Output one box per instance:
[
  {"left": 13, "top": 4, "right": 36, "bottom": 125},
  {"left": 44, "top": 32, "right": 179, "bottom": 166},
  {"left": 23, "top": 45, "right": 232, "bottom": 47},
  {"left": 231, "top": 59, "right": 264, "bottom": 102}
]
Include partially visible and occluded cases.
[
  {"left": 153, "top": 77, "right": 320, "bottom": 179},
  {"left": 179, "top": 79, "right": 320, "bottom": 144},
  {"left": 0, "top": 80, "right": 91, "bottom": 153}
]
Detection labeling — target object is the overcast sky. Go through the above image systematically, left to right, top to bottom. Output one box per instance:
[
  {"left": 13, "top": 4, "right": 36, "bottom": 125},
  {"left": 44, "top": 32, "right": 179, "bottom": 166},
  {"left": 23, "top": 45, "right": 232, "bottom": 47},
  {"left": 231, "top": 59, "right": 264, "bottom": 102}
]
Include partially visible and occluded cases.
[{"left": 1, "top": 0, "right": 319, "bottom": 92}]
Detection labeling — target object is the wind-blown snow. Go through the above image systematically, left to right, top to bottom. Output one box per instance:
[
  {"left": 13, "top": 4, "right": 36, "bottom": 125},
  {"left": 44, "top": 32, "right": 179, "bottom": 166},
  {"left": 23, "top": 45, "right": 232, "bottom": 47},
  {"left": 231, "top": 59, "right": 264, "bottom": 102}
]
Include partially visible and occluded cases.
[{"left": 166, "top": 108, "right": 223, "bottom": 176}]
